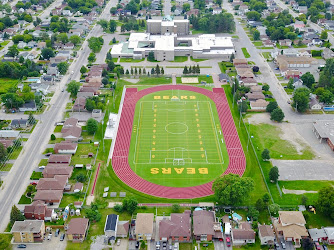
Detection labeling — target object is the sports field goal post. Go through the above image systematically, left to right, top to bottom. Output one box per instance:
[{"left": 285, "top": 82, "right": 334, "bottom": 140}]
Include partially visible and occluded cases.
[{"left": 173, "top": 158, "right": 185, "bottom": 166}]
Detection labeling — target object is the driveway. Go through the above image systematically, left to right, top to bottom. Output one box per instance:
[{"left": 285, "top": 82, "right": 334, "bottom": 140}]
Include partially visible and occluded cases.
[
  {"left": 273, "top": 159, "right": 334, "bottom": 180},
  {"left": 13, "top": 233, "right": 67, "bottom": 250},
  {"left": 113, "top": 238, "right": 128, "bottom": 250}
]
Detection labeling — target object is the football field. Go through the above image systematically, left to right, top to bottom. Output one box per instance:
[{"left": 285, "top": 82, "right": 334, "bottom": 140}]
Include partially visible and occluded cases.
[{"left": 128, "top": 89, "right": 229, "bottom": 187}]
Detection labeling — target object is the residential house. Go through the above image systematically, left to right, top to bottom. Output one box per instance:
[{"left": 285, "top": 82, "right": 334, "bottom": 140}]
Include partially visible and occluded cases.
[
  {"left": 298, "top": 6, "right": 307, "bottom": 14},
  {"left": 212, "top": 7, "right": 222, "bottom": 14},
  {"left": 62, "top": 9, "right": 72, "bottom": 16},
  {"left": 187, "top": 9, "right": 199, "bottom": 16},
  {"left": 324, "top": 20, "right": 334, "bottom": 30},
  {"left": 293, "top": 21, "right": 305, "bottom": 31},
  {"left": 313, "top": 38, "right": 323, "bottom": 46},
  {"left": 279, "top": 39, "right": 292, "bottom": 47},
  {"left": 17, "top": 41, "right": 27, "bottom": 49},
  {"left": 27, "top": 41, "right": 37, "bottom": 48},
  {"left": 37, "top": 42, "right": 46, "bottom": 49},
  {"left": 63, "top": 43, "right": 74, "bottom": 50},
  {"left": 322, "top": 48, "right": 334, "bottom": 60},
  {"left": 283, "top": 49, "right": 298, "bottom": 57},
  {"left": 298, "top": 49, "right": 311, "bottom": 57},
  {"left": 276, "top": 55, "right": 316, "bottom": 73},
  {"left": 50, "top": 56, "right": 67, "bottom": 64},
  {"left": 233, "top": 58, "right": 248, "bottom": 66},
  {"left": 47, "top": 65, "right": 59, "bottom": 76},
  {"left": 284, "top": 70, "right": 301, "bottom": 79},
  {"left": 218, "top": 73, "right": 230, "bottom": 83},
  {"left": 41, "top": 75, "right": 54, "bottom": 85},
  {"left": 292, "top": 79, "right": 304, "bottom": 89},
  {"left": 246, "top": 92, "right": 265, "bottom": 101},
  {"left": 73, "top": 97, "right": 86, "bottom": 112},
  {"left": 309, "top": 97, "right": 322, "bottom": 110},
  {"left": 250, "top": 99, "right": 269, "bottom": 110},
  {"left": 19, "top": 101, "right": 37, "bottom": 112},
  {"left": 62, "top": 118, "right": 78, "bottom": 130},
  {"left": 10, "top": 119, "right": 29, "bottom": 128},
  {"left": 62, "top": 126, "right": 82, "bottom": 141},
  {"left": 0, "top": 130, "right": 20, "bottom": 139},
  {"left": 0, "top": 139, "right": 13, "bottom": 148},
  {"left": 54, "top": 142, "right": 78, "bottom": 154},
  {"left": 48, "top": 154, "right": 72, "bottom": 164},
  {"left": 42, "top": 165, "right": 73, "bottom": 178},
  {"left": 36, "top": 175, "right": 68, "bottom": 190},
  {"left": 73, "top": 182, "right": 83, "bottom": 192},
  {"left": 24, "top": 200, "right": 54, "bottom": 221},
  {"left": 193, "top": 210, "right": 218, "bottom": 242},
  {"left": 159, "top": 211, "right": 191, "bottom": 242},
  {"left": 274, "top": 211, "right": 308, "bottom": 248},
  {"left": 135, "top": 213, "right": 154, "bottom": 241},
  {"left": 104, "top": 214, "right": 118, "bottom": 243},
  {"left": 66, "top": 218, "right": 89, "bottom": 242},
  {"left": 11, "top": 220, "right": 45, "bottom": 243},
  {"left": 117, "top": 221, "right": 129, "bottom": 238},
  {"left": 231, "top": 222, "right": 256, "bottom": 246},
  {"left": 259, "top": 224, "right": 275, "bottom": 245},
  {"left": 324, "top": 227, "right": 334, "bottom": 244},
  {"left": 308, "top": 228, "right": 328, "bottom": 242}
]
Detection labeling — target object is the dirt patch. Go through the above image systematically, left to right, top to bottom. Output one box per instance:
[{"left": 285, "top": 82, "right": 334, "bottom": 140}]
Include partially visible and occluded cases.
[
  {"left": 181, "top": 77, "right": 198, "bottom": 83},
  {"left": 123, "top": 78, "right": 140, "bottom": 83},
  {"left": 247, "top": 113, "right": 311, "bottom": 155},
  {"left": 282, "top": 188, "right": 317, "bottom": 195}
]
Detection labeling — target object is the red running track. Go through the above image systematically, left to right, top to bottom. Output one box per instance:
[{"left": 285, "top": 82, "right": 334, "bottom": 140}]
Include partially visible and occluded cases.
[
  {"left": 112, "top": 85, "right": 246, "bottom": 199},
  {"left": 91, "top": 163, "right": 101, "bottom": 195}
]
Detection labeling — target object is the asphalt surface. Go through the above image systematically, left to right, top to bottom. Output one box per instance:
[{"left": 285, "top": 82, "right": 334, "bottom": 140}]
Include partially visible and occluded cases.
[{"left": 0, "top": 0, "right": 117, "bottom": 232}]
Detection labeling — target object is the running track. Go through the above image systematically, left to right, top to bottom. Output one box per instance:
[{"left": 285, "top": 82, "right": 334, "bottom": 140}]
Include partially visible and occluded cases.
[{"left": 112, "top": 85, "right": 246, "bottom": 199}]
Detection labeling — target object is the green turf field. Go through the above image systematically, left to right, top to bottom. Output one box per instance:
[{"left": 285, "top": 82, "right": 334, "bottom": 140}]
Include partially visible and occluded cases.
[{"left": 128, "top": 90, "right": 229, "bottom": 187}]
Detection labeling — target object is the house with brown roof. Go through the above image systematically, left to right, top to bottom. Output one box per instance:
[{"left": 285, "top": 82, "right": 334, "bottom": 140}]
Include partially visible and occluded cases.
[
  {"left": 276, "top": 55, "right": 316, "bottom": 72},
  {"left": 233, "top": 58, "right": 248, "bottom": 66},
  {"left": 236, "top": 67, "right": 255, "bottom": 79},
  {"left": 241, "top": 77, "right": 257, "bottom": 87},
  {"left": 246, "top": 92, "right": 265, "bottom": 101},
  {"left": 73, "top": 97, "right": 86, "bottom": 112},
  {"left": 250, "top": 99, "right": 269, "bottom": 110},
  {"left": 62, "top": 118, "right": 78, "bottom": 131},
  {"left": 62, "top": 126, "right": 82, "bottom": 142},
  {"left": 0, "top": 139, "right": 13, "bottom": 148},
  {"left": 54, "top": 142, "right": 78, "bottom": 154},
  {"left": 48, "top": 154, "right": 72, "bottom": 164},
  {"left": 42, "top": 165, "right": 73, "bottom": 178},
  {"left": 36, "top": 175, "right": 68, "bottom": 190},
  {"left": 73, "top": 182, "right": 84, "bottom": 192},
  {"left": 34, "top": 190, "right": 63, "bottom": 204},
  {"left": 24, "top": 200, "right": 54, "bottom": 221},
  {"left": 193, "top": 210, "right": 222, "bottom": 242},
  {"left": 159, "top": 211, "right": 191, "bottom": 242},
  {"left": 274, "top": 211, "right": 308, "bottom": 248},
  {"left": 135, "top": 213, "right": 154, "bottom": 241},
  {"left": 66, "top": 218, "right": 89, "bottom": 242},
  {"left": 11, "top": 220, "right": 45, "bottom": 243},
  {"left": 117, "top": 221, "right": 129, "bottom": 238},
  {"left": 231, "top": 222, "right": 256, "bottom": 245},
  {"left": 259, "top": 224, "right": 275, "bottom": 245}
]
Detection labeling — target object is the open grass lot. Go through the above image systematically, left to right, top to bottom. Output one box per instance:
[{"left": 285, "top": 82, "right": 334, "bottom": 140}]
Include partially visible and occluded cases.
[
  {"left": 253, "top": 41, "right": 263, "bottom": 46},
  {"left": 241, "top": 47, "right": 251, "bottom": 58},
  {"left": 262, "top": 52, "right": 272, "bottom": 60},
  {"left": 172, "top": 56, "right": 188, "bottom": 62},
  {"left": 190, "top": 56, "right": 207, "bottom": 62},
  {"left": 120, "top": 58, "right": 145, "bottom": 63},
  {"left": 176, "top": 76, "right": 213, "bottom": 84},
  {"left": 118, "top": 77, "right": 172, "bottom": 86},
  {"left": 0, "top": 78, "right": 19, "bottom": 94},
  {"left": 128, "top": 90, "right": 229, "bottom": 187},
  {"left": 249, "top": 123, "right": 314, "bottom": 160},
  {"left": 54, "top": 125, "right": 63, "bottom": 132},
  {"left": 70, "top": 143, "right": 97, "bottom": 166},
  {"left": 9, "top": 146, "right": 23, "bottom": 160},
  {"left": 1, "top": 164, "right": 13, "bottom": 171},
  {"left": 0, "top": 233, "right": 12, "bottom": 250},
  {"left": 179, "top": 243, "right": 193, "bottom": 250}
]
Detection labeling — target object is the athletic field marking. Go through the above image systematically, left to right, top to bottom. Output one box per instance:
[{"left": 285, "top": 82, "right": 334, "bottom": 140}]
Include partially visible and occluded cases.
[{"left": 165, "top": 122, "right": 189, "bottom": 135}]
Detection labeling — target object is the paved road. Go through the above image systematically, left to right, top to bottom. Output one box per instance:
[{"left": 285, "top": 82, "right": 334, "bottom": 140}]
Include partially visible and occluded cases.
[
  {"left": 0, "top": 0, "right": 117, "bottom": 232},
  {"left": 163, "top": 0, "right": 171, "bottom": 16}
]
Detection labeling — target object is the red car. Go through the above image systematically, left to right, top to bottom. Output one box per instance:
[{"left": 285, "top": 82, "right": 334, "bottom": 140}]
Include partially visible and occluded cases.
[
  {"left": 30, "top": 182, "right": 37, "bottom": 185},
  {"left": 226, "top": 237, "right": 231, "bottom": 247},
  {"left": 315, "top": 242, "right": 322, "bottom": 250}
]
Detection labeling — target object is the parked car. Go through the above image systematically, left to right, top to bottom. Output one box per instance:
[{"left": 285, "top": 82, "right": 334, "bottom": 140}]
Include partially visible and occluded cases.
[
  {"left": 45, "top": 152, "right": 52, "bottom": 157},
  {"left": 38, "top": 165, "right": 45, "bottom": 169},
  {"left": 55, "top": 229, "right": 60, "bottom": 237},
  {"left": 48, "top": 233, "right": 52, "bottom": 240},
  {"left": 60, "top": 233, "right": 65, "bottom": 241},
  {"left": 226, "top": 237, "right": 231, "bottom": 247},
  {"left": 117, "top": 239, "right": 121, "bottom": 246},
  {"left": 135, "top": 241, "right": 140, "bottom": 248},
  {"left": 156, "top": 241, "right": 161, "bottom": 249},
  {"left": 163, "top": 241, "right": 167, "bottom": 250},
  {"left": 174, "top": 242, "right": 179, "bottom": 250},
  {"left": 281, "top": 242, "right": 286, "bottom": 249},
  {"left": 315, "top": 242, "right": 322, "bottom": 250},
  {"left": 17, "top": 245, "right": 27, "bottom": 249},
  {"left": 323, "top": 245, "right": 328, "bottom": 250}
]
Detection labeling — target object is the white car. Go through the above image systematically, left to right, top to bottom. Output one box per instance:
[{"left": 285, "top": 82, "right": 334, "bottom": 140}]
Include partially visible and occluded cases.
[
  {"left": 38, "top": 166, "right": 45, "bottom": 169},
  {"left": 117, "top": 239, "right": 121, "bottom": 246}
]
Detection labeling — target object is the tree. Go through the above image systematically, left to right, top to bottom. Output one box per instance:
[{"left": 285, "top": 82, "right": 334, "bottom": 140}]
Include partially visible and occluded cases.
[
  {"left": 183, "top": 3, "right": 190, "bottom": 12},
  {"left": 110, "top": 7, "right": 117, "bottom": 14},
  {"left": 246, "top": 11, "right": 261, "bottom": 21},
  {"left": 97, "top": 19, "right": 108, "bottom": 31},
  {"left": 109, "top": 20, "right": 117, "bottom": 33},
  {"left": 252, "top": 30, "right": 260, "bottom": 41},
  {"left": 320, "top": 30, "right": 328, "bottom": 40},
  {"left": 57, "top": 33, "right": 68, "bottom": 43},
  {"left": 69, "top": 35, "right": 81, "bottom": 45},
  {"left": 88, "top": 37, "right": 104, "bottom": 53},
  {"left": 112, "top": 37, "right": 117, "bottom": 44},
  {"left": 7, "top": 45, "right": 19, "bottom": 58},
  {"left": 41, "top": 48, "right": 55, "bottom": 60},
  {"left": 148, "top": 51, "right": 155, "bottom": 61},
  {"left": 88, "top": 52, "right": 96, "bottom": 63},
  {"left": 19, "top": 56, "right": 24, "bottom": 64},
  {"left": 57, "top": 62, "right": 69, "bottom": 75},
  {"left": 155, "top": 64, "right": 160, "bottom": 75},
  {"left": 80, "top": 66, "right": 87, "bottom": 74},
  {"left": 183, "top": 66, "right": 188, "bottom": 74},
  {"left": 161, "top": 67, "right": 164, "bottom": 75},
  {"left": 143, "top": 68, "right": 146, "bottom": 75},
  {"left": 151, "top": 68, "right": 155, "bottom": 75},
  {"left": 300, "top": 72, "right": 315, "bottom": 88},
  {"left": 102, "top": 77, "right": 109, "bottom": 85},
  {"left": 287, "top": 77, "right": 294, "bottom": 89},
  {"left": 67, "top": 81, "right": 80, "bottom": 97},
  {"left": 262, "top": 84, "right": 269, "bottom": 91},
  {"left": 292, "top": 88, "right": 310, "bottom": 113},
  {"left": 318, "top": 89, "right": 334, "bottom": 104},
  {"left": 1, "top": 93, "right": 24, "bottom": 109},
  {"left": 85, "top": 98, "right": 96, "bottom": 111},
  {"left": 238, "top": 100, "right": 248, "bottom": 113},
  {"left": 270, "top": 108, "right": 285, "bottom": 122},
  {"left": 28, "top": 113, "right": 36, "bottom": 125},
  {"left": 87, "top": 118, "right": 98, "bottom": 135},
  {"left": 50, "top": 134, "right": 56, "bottom": 140},
  {"left": 0, "top": 143, "right": 7, "bottom": 162},
  {"left": 261, "top": 149, "right": 270, "bottom": 161},
  {"left": 269, "top": 166, "right": 279, "bottom": 183},
  {"left": 76, "top": 173, "right": 87, "bottom": 182},
  {"left": 212, "top": 173, "right": 254, "bottom": 205},
  {"left": 317, "top": 186, "right": 334, "bottom": 220},
  {"left": 262, "top": 193, "right": 270, "bottom": 203},
  {"left": 301, "top": 195, "right": 308, "bottom": 206},
  {"left": 122, "top": 197, "right": 138, "bottom": 214},
  {"left": 255, "top": 198, "right": 266, "bottom": 211},
  {"left": 268, "top": 203, "right": 280, "bottom": 215},
  {"left": 114, "top": 204, "right": 123, "bottom": 212},
  {"left": 172, "top": 204, "right": 180, "bottom": 213},
  {"left": 10, "top": 205, "right": 25, "bottom": 224},
  {"left": 247, "top": 207, "right": 259, "bottom": 221},
  {"left": 86, "top": 208, "right": 101, "bottom": 222},
  {"left": 301, "top": 237, "right": 314, "bottom": 250}
]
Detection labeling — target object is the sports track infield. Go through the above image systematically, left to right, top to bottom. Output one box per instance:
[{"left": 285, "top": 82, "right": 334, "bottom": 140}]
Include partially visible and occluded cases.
[
  {"left": 112, "top": 85, "right": 245, "bottom": 199},
  {"left": 128, "top": 89, "right": 229, "bottom": 187}
]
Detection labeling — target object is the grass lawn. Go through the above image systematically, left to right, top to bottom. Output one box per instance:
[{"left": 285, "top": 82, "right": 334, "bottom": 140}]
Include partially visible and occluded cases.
[
  {"left": 232, "top": 35, "right": 239, "bottom": 39},
  {"left": 253, "top": 41, "right": 263, "bottom": 46},
  {"left": 293, "top": 44, "right": 307, "bottom": 48},
  {"left": 276, "top": 45, "right": 289, "bottom": 49},
  {"left": 241, "top": 48, "right": 251, "bottom": 58},
  {"left": 262, "top": 52, "right": 272, "bottom": 60},
  {"left": 172, "top": 56, "right": 188, "bottom": 62},
  {"left": 190, "top": 56, "right": 207, "bottom": 62},
  {"left": 120, "top": 58, "right": 145, "bottom": 63},
  {"left": 198, "top": 75, "right": 213, "bottom": 83},
  {"left": 137, "top": 77, "right": 172, "bottom": 85},
  {"left": 0, "top": 78, "right": 19, "bottom": 94},
  {"left": 128, "top": 89, "right": 229, "bottom": 187},
  {"left": 249, "top": 123, "right": 315, "bottom": 160},
  {"left": 54, "top": 125, "right": 63, "bottom": 132},
  {"left": 48, "top": 138, "right": 65, "bottom": 144},
  {"left": 71, "top": 143, "right": 97, "bottom": 166},
  {"left": 9, "top": 146, "right": 22, "bottom": 160},
  {"left": 38, "top": 159, "right": 48, "bottom": 166},
  {"left": 1, "top": 164, "right": 13, "bottom": 171},
  {"left": 30, "top": 171, "right": 43, "bottom": 180},
  {"left": 59, "top": 193, "right": 84, "bottom": 208},
  {"left": 18, "top": 194, "right": 32, "bottom": 204},
  {"left": 304, "top": 210, "right": 334, "bottom": 228},
  {"left": 0, "top": 233, "right": 12, "bottom": 250},
  {"left": 179, "top": 243, "right": 193, "bottom": 250}
]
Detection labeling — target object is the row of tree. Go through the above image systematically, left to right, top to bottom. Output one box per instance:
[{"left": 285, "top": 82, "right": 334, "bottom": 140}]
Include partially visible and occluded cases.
[
  {"left": 189, "top": 12, "right": 235, "bottom": 33},
  {"left": 183, "top": 65, "right": 201, "bottom": 75}
]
